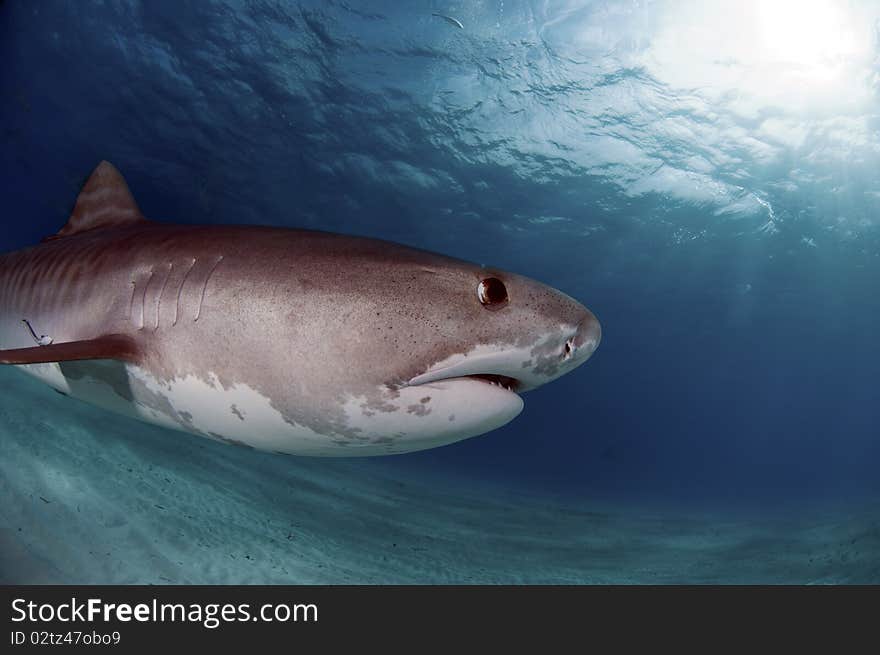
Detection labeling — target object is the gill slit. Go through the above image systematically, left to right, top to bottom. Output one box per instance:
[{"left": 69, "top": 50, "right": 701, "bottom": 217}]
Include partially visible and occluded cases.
[
  {"left": 195, "top": 255, "right": 224, "bottom": 323},
  {"left": 173, "top": 258, "right": 197, "bottom": 327},
  {"left": 154, "top": 261, "right": 174, "bottom": 331},
  {"left": 139, "top": 270, "right": 154, "bottom": 330},
  {"left": 127, "top": 280, "right": 137, "bottom": 321}
]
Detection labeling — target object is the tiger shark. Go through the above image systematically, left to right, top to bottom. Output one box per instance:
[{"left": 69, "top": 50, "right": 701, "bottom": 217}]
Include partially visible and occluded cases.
[{"left": 0, "top": 162, "right": 601, "bottom": 456}]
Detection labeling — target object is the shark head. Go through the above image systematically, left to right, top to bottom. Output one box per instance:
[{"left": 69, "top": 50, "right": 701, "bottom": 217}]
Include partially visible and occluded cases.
[
  {"left": 322, "top": 251, "right": 602, "bottom": 455},
  {"left": 405, "top": 272, "right": 601, "bottom": 392}
]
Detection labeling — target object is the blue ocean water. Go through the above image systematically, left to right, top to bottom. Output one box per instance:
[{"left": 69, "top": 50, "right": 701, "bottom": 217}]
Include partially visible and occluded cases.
[{"left": 1, "top": 1, "right": 879, "bottom": 583}]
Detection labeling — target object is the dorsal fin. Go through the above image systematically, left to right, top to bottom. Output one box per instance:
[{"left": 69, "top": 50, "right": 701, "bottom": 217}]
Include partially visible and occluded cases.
[{"left": 53, "top": 161, "right": 146, "bottom": 239}]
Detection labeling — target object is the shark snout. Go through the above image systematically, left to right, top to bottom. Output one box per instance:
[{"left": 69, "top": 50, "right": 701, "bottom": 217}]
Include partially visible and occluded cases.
[
  {"left": 513, "top": 306, "right": 600, "bottom": 391},
  {"left": 567, "top": 309, "right": 601, "bottom": 364}
]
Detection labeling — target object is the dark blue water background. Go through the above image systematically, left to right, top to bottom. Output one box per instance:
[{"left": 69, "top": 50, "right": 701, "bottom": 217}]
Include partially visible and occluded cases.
[{"left": 2, "top": 0, "right": 879, "bottom": 512}]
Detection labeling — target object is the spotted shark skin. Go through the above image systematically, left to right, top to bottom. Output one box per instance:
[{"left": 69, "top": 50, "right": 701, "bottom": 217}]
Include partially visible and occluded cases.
[{"left": 0, "top": 162, "right": 601, "bottom": 456}]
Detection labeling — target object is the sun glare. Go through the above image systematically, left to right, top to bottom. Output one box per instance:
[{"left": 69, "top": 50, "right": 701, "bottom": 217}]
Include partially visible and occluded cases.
[
  {"left": 644, "top": 0, "right": 875, "bottom": 112},
  {"left": 758, "top": 0, "right": 864, "bottom": 78}
]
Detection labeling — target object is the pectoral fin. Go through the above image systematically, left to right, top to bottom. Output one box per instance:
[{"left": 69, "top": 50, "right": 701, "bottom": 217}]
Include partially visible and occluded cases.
[{"left": 0, "top": 334, "right": 140, "bottom": 365}]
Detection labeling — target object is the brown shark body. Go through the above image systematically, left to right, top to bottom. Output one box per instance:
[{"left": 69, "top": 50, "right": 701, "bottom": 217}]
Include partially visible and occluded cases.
[{"left": 0, "top": 162, "right": 600, "bottom": 455}]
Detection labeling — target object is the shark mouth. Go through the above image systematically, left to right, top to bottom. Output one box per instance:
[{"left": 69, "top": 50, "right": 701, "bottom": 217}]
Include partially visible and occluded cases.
[
  {"left": 406, "top": 354, "right": 529, "bottom": 394},
  {"left": 408, "top": 367, "right": 522, "bottom": 394},
  {"left": 467, "top": 374, "right": 520, "bottom": 392}
]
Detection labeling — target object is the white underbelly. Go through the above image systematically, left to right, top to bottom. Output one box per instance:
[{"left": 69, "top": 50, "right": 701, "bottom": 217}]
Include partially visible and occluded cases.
[
  {"left": 13, "top": 361, "right": 520, "bottom": 456},
  {"left": 15, "top": 361, "right": 352, "bottom": 455}
]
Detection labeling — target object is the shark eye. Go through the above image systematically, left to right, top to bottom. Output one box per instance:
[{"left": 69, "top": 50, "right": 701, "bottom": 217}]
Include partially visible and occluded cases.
[{"left": 477, "top": 277, "right": 508, "bottom": 308}]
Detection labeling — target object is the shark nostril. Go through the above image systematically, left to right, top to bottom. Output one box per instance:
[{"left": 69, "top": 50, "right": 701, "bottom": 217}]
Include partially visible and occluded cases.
[{"left": 563, "top": 338, "right": 574, "bottom": 360}]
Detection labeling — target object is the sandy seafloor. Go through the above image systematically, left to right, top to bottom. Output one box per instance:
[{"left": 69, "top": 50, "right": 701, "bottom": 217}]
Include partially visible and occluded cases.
[{"left": 1, "top": 366, "right": 877, "bottom": 585}]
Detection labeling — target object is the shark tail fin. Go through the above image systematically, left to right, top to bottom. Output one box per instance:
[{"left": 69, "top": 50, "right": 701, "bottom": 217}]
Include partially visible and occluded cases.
[{"left": 45, "top": 161, "right": 147, "bottom": 242}]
